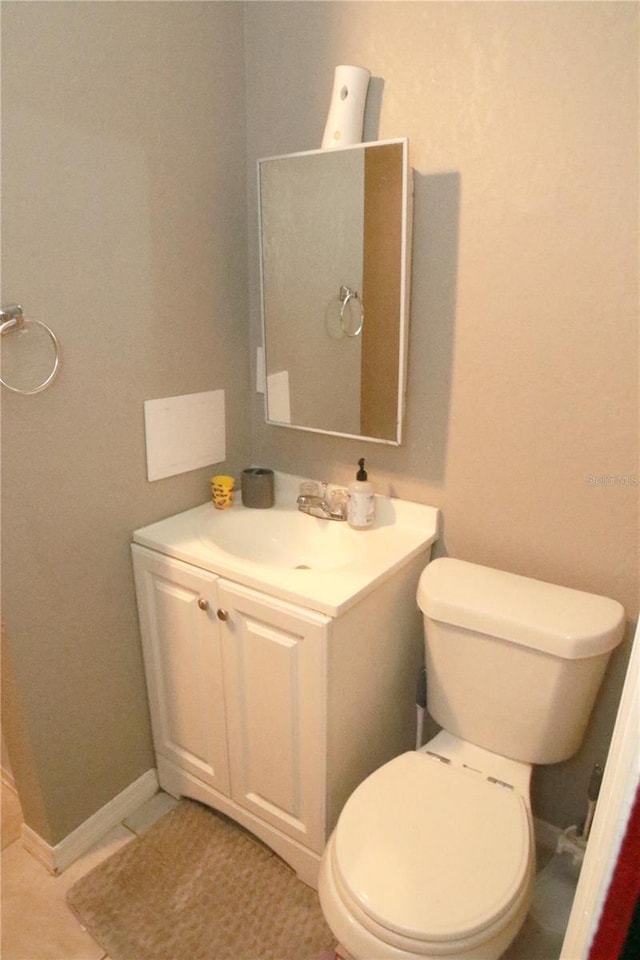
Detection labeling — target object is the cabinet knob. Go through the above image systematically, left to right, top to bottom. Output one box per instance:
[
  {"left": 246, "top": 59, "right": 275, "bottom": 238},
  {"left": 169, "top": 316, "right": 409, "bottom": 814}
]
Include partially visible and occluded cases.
[
  {"left": 197, "top": 598, "right": 209, "bottom": 611},
  {"left": 216, "top": 608, "right": 229, "bottom": 621}
]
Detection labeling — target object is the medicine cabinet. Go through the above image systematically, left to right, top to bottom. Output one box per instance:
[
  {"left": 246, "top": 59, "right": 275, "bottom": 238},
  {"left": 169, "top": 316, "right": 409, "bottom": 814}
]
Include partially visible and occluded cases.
[{"left": 258, "top": 138, "right": 412, "bottom": 445}]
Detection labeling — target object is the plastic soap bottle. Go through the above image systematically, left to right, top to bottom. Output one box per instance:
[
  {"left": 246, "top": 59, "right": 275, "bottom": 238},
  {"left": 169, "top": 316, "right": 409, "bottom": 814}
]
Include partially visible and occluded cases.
[{"left": 347, "top": 458, "right": 375, "bottom": 529}]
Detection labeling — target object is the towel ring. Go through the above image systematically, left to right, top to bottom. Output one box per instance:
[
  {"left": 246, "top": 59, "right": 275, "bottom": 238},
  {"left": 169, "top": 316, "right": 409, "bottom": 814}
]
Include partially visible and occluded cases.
[
  {"left": 339, "top": 285, "right": 364, "bottom": 337},
  {"left": 0, "top": 305, "right": 61, "bottom": 395}
]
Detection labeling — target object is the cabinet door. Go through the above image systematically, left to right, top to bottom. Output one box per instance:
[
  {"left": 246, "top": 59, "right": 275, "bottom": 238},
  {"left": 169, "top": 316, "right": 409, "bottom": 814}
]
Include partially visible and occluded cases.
[
  {"left": 132, "top": 546, "right": 230, "bottom": 794},
  {"left": 217, "top": 579, "right": 330, "bottom": 853}
]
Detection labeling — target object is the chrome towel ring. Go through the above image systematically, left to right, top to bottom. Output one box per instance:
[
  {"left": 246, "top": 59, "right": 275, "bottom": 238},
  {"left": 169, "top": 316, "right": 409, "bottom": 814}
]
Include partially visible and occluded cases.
[
  {"left": 339, "top": 285, "right": 364, "bottom": 337},
  {"left": 0, "top": 304, "right": 61, "bottom": 395}
]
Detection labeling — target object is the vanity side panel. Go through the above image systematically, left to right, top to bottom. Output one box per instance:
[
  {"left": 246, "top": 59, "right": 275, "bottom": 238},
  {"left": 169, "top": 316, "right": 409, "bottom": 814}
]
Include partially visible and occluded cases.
[{"left": 325, "top": 551, "right": 429, "bottom": 833}]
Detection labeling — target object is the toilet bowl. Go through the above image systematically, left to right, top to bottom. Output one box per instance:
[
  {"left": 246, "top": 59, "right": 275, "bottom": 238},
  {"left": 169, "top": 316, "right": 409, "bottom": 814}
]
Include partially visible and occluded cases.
[
  {"left": 319, "top": 559, "right": 625, "bottom": 960},
  {"left": 319, "top": 734, "right": 535, "bottom": 960}
]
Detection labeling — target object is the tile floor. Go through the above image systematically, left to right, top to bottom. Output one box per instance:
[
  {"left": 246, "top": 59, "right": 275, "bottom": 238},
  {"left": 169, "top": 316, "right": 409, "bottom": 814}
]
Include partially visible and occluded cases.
[
  {"left": 1, "top": 779, "right": 566, "bottom": 960},
  {"left": 1, "top": 781, "right": 179, "bottom": 960}
]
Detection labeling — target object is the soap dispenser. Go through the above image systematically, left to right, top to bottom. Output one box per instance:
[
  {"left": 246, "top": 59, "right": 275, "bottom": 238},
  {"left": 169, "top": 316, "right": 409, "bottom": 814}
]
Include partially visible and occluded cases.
[{"left": 347, "top": 458, "right": 375, "bottom": 529}]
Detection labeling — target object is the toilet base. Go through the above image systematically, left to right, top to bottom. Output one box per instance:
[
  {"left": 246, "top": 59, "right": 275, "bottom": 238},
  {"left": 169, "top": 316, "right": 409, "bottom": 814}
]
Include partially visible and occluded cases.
[{"left": 334, "top": 945, "right": 352, "bottom": 960}]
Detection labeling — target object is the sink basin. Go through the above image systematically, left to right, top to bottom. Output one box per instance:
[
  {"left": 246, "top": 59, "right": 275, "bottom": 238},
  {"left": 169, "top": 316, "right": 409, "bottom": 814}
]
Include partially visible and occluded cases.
[
  {"left": 133, "top": 472, "right": 440, "bottom": 615},
  {"left": 199, "top": 507, "right": 366, "bottom": 570}
]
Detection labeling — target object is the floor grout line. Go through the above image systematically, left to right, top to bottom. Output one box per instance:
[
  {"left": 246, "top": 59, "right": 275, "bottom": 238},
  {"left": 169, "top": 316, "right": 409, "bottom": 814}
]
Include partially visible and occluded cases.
[{"left": 1, "top": 785, "right": 176, "bottom": 960}]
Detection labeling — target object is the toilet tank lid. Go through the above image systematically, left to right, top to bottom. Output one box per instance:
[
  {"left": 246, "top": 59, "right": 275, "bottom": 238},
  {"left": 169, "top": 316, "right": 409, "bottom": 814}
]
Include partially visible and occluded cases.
[{"left": 418, "top": 558, "right": 625, "bottom": 658}]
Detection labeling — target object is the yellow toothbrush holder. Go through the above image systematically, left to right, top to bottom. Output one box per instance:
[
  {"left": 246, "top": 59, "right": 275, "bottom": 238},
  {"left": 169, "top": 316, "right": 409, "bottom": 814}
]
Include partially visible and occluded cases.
[{"left": 211, "top": 475, "right": 235, "bottom": 510}]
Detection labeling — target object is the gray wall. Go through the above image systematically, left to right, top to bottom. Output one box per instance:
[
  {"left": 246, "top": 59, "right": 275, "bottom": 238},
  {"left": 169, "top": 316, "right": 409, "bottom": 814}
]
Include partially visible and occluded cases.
[
  {"left": 1, "top": 1, "right": 637, "bottom": 846},
  {"left": 1, "top": 1, "right": 250, "bottom": 843},
  {"left": 245, "top": 1, "right": 639, "bottom": 827}
]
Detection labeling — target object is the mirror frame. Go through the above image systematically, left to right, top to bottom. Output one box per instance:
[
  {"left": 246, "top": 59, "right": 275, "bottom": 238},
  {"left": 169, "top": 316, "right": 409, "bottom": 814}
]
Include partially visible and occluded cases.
[{"left": 257, "top": 137, "right": 412, "bottom": 446}]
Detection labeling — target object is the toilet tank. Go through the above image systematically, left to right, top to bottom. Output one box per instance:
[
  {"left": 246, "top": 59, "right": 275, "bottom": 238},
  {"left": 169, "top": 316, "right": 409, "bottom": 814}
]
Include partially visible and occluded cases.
[{"left": 417, "top": 559, "right": 625, "bottom": 764}]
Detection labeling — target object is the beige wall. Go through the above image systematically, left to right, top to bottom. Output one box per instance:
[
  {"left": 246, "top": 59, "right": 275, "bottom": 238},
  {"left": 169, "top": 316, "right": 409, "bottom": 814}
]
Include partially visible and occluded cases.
[
  {"left": 1, "top": 1, "right": 250, "bottom": 843},
  {"left": 1, "top": 1, "right": 637, "bottom": 848},
  {"left": 246, "top": 1, "right": 638, "bottom": 826}
]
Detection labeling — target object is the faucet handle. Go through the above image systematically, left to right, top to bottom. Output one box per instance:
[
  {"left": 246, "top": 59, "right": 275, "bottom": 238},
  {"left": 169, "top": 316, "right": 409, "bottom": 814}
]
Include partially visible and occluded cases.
[
  {"left": 299, "top": 480, "right": 320, "bottom": 497},
  {"left": 327, "top": 487, "right": 348, "bottom": 517}
]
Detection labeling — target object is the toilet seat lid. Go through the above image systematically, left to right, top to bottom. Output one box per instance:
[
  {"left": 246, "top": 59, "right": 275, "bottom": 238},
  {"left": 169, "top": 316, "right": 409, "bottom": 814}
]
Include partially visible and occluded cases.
[{"left": 333, "top": 751, "right": 530, "bottom": 944}]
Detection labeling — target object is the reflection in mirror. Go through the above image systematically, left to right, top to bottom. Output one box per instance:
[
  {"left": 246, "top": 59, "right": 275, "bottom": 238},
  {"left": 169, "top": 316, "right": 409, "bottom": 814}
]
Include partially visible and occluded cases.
[{"left": 258, "top": 138, "right": 411, "bottom": 445}]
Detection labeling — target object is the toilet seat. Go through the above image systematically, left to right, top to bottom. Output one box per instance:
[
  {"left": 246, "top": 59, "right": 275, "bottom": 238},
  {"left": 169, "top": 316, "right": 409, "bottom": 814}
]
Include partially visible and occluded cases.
[{"left": 330, "top": 751, "right": 531, "bottom": 953}]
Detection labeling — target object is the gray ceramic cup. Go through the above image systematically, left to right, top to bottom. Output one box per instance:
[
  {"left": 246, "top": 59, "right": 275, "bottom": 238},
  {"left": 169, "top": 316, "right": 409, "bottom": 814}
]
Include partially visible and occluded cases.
[{"left": 241, "top": 467, "right": 275, "bottom": 509}]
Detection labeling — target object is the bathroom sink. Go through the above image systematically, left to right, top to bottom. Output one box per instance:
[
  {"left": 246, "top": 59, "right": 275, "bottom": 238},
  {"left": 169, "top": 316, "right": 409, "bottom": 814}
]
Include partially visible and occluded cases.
[
  {"left": 133, "top": 473, "right": 440, "bottom": 615},
  {"left": 198, "top": 506, "right": 365, "bottom": 570}
]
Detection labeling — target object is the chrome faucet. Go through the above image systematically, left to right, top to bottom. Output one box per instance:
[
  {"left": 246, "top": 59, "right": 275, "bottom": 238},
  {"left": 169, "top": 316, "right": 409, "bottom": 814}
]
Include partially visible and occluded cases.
[{"left": 297, "top": 482, "right": 348, "bottom": 521}]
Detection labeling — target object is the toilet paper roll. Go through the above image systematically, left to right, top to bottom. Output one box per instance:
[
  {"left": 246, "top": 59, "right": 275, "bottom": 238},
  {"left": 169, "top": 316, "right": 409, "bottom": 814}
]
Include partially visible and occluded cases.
[{"left": 241, "top": 467, "right": 275, "bottom": 509}]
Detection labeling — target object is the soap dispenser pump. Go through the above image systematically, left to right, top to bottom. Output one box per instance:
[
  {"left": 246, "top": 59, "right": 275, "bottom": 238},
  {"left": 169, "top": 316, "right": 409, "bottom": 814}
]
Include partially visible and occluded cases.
[{"left": 347, "top": 458, "right": 375, "bottom": 529}]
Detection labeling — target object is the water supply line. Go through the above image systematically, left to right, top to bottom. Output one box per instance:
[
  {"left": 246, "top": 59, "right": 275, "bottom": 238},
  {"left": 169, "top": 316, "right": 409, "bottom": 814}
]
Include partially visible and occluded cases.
[
  {"left": 556, "top": 762, "right": 605, "bottom": 866},
  {"left": 582, "top": 762, "right": 604, "bottom": 841}
]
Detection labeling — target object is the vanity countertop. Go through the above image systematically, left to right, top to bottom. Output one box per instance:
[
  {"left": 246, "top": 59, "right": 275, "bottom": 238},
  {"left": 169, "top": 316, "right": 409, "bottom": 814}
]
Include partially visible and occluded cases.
[{"left": 133, "top": 473, "right": 440, "bottom": 617}]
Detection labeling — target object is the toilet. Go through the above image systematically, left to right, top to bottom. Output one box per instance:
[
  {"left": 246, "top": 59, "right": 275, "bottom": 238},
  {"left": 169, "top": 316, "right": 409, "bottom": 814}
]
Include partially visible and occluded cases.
[{"left": 319, "top": 558, "right": 625, "bottom": 960}]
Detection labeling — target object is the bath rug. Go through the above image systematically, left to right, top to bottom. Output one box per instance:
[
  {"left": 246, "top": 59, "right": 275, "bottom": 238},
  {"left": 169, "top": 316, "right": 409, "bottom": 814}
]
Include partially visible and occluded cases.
[{"left": 67, "top": 799, "right": 335, "bottom": 960}]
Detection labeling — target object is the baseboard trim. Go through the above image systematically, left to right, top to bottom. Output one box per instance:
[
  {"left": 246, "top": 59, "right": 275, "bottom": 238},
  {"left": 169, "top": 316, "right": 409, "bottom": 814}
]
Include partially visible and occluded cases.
[
  {"left": 16, "top": 766, "right": 563, "bottom": 878},
  {"left": 21, "top": 768, "right": 159, "bottom": 875}
]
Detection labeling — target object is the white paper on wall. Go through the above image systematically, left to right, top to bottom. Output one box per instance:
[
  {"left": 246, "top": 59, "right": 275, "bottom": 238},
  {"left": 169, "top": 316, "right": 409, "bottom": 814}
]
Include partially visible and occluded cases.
[
  {"left": 266, "top": 370, "right": 291, "bottom": 424},
  {"left": 144, "top": 389, "right": 225, "bottom": 481}
]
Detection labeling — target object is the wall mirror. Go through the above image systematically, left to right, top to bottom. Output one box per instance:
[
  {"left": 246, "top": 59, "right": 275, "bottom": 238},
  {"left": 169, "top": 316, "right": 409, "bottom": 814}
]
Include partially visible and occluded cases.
[{"left": 258, "top": 138, "right": 412, "bottom": 445}]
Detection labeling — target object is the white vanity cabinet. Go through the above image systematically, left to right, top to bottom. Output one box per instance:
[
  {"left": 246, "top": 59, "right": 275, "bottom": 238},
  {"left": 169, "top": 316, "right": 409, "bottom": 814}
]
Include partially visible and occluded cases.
[
  {"left": 131, "top": 480, "right": 439, "bottom": 888},
  {"left": 133, "top": 546, "right": 329, "bottom": 868},
  {"left": 132, "top": 548, "right": 230, "bottom": 795},
  {"left": 216, "top": 578, "right": 328, "bottom": 853}
]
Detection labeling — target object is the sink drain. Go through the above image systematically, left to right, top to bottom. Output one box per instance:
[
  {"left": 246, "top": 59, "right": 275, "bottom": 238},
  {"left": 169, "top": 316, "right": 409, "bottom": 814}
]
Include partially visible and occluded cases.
[{"left": 294, "top": 564, "right": 311, "bottom": 570}]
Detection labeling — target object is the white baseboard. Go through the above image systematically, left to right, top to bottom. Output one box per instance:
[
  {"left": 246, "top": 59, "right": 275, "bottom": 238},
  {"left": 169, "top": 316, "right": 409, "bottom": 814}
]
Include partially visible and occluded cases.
[
  {"left": 13, "top": 763, "right": 565, "bottom": 879},
  {"left": 21, "top": 768, "right": 159, "bottom": 875}
]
